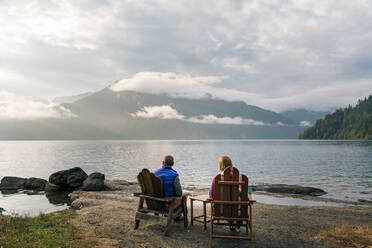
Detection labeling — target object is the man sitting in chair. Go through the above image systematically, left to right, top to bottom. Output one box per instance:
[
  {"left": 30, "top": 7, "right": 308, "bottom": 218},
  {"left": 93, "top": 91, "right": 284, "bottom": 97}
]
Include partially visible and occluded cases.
[{"left": 154, "top": 155, "right": 182, "bottom": 197}]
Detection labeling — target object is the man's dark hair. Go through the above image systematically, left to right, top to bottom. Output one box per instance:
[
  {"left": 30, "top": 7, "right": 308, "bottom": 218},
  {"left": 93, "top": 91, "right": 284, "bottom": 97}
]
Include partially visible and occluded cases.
[{"left": 163, "top": 155, "right": 174, "bottom": 166}]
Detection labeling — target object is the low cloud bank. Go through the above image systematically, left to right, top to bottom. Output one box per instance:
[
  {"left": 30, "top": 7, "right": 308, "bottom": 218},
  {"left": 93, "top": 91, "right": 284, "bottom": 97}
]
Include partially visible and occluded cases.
[
  {"left": 110, "top": 72, "right": 372, "bottom": 112},
  {"left": 110, "top": 72, "right": 262, "bottom": 103},
  {"left": 0, "top": 91, "right": 76, "bottom": 120},
  {"left": 131, "top": 105, "right": 269, "bottom": 126},
  {"left": 131, "top": 105, "right": 184, "bottom": 120}
]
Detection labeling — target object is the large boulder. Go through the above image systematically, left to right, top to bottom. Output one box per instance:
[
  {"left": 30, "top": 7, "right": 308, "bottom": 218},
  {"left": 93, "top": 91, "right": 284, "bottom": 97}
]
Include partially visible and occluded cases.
[
  {"left": 49, "top": 167, "right": 88, "bottom": 190},
  {"left": 80, "top": 172, "right": 105, "bottom": 191},
  {"left": 0, "top": 177, "right": 26, "bottom": 190},
  {"left": 24, "top": 177, "right": 47, "bottom": 191}
]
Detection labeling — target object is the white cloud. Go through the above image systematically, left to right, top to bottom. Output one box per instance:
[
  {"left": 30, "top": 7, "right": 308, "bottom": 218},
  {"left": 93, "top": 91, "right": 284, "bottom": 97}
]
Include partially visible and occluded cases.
[
  {"left": 110, "top": 72, "right": 263, "bottom": 102},
  {"left": 111, "top": 72, "right": 372, "bottom": 112},
  {"left": 0, "top": 91, "right": 76, "bottom": 120},
  {"left": 131, "top": 105, "right": 266, "bottom": 126},
  {"left": 131, "top": 105, "right": 184, "bottom": 120},
  {"left": 188, "top": 115, "right": 265, "bottom": 125},
  {"left": 300, "top": 121, "right": 311, "bottom": 127}
]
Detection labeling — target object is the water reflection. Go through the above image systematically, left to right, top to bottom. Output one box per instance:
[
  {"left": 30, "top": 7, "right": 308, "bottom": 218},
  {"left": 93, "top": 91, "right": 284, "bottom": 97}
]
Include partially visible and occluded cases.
[{"left": 0, "top": 190, "right": 70, "bottom": 217}]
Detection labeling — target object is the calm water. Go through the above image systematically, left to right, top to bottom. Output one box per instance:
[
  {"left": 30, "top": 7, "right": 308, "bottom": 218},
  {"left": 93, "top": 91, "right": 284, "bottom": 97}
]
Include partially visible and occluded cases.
[{"left": 0, "top": 140, "right": 371, "bottom": 213}]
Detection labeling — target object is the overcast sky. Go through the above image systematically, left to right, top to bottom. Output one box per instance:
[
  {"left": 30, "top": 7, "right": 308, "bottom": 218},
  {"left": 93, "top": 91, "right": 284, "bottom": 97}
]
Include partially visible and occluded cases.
[{"left": 0, "top": 0, "right": 371, "bottom": 112}]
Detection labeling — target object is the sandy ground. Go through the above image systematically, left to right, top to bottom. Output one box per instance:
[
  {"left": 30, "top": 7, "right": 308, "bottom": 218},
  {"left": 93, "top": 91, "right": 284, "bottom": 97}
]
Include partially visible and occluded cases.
[{"left": 69, "top": 181, "right": 372, "bottom": 248}]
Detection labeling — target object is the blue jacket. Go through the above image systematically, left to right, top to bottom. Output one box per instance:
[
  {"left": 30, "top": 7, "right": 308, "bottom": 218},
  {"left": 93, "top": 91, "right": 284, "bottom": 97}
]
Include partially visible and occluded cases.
[{"left": 154, "top": 165, "right": 179, "bottom": 197}]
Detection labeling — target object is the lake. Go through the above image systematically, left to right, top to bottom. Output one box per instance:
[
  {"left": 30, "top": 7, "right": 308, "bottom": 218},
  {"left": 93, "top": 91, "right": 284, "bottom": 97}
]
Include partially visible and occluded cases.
[{"left": 1, "top": 140, "right": 371, "bottom": 215}]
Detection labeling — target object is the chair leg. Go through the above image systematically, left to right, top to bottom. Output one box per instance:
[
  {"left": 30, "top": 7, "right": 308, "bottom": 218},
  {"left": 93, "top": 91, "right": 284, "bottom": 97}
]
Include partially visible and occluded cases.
[
  {"left": 183, "top": 196, "right": 188, "bottom": 227},
  {"left": 134, "top": 198, "right": 144, "bottom": 230},
  {"left": 190, "top": 199, "right": 194, "bottom": 226},
  {"left": 165, "top": 202, "right": 175, "bottom": 236},
  {"left": 209, "top": 203, "right": 213, "bottom": 248},
  {"left": 209, "top": 217, "right": 213, "bottom": 248},
  {"left": 134, "top": 218, "right": 140, "bottom": 229}
]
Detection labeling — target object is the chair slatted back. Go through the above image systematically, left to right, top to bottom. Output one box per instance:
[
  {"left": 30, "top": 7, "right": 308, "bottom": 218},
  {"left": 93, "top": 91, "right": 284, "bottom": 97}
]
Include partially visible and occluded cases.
[
  {"left": 213, "top": 167, "right": 249, "bottom": 218},
  {"left": 137, "top": 168, "right": 167, "bottom": 211}
]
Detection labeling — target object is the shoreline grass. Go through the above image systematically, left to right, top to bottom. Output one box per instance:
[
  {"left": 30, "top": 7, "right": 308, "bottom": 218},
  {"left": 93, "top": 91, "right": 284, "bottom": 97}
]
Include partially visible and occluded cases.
[
  {"left": 0, "top": 209, "right": 97, "bottom": 248},
  {"left": 315, "top": 224, "right": 372, "bottom": 248}
]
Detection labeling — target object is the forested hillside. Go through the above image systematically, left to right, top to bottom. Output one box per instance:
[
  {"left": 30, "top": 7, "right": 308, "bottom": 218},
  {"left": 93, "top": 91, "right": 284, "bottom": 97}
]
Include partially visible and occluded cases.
[{"left": 299, "top": 95, "right": 372, "bottom": 139}]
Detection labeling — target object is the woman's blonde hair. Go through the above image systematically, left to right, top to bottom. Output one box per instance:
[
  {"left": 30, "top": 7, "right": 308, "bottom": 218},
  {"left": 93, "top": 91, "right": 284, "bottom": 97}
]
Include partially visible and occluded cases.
[{"left": 218, "top": 155, "right": 233, "bottom": 172}]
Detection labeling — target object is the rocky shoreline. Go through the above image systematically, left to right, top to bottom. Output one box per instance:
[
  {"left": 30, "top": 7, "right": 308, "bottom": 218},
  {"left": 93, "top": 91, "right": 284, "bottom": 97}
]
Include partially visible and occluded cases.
[
  {"left": 1, "top": 167, "right": 371, "bottom": 215},
  {"left": 1, "top": 173, "right": 371, "bottom": 247}
]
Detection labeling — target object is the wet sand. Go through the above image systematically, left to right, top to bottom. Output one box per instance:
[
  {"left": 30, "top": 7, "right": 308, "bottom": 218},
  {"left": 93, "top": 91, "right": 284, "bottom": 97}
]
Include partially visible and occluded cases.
[{"left": 68, "top": 181, "right": 372, "bottom": 248}]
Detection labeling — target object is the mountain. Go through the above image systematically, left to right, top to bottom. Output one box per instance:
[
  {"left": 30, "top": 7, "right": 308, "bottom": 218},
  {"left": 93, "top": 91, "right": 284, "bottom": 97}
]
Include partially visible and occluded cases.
[
  {"left": 0, "top": 86, "right": 308, "bottom": 139},
  {"left": 53, "top": 92, "right": 93, "bottom": 104},
  {"left": 299, "top": 95, "right": 372, "bottom": 139},
  {"left": 280, "top": 109, "right": 329, "bottom": 126}
]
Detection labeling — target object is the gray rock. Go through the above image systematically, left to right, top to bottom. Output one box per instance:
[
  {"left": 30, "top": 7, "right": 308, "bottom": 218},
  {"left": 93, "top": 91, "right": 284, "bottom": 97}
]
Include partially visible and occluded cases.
[
  {"left": 49, "top": 167, "right": 88, "bottom": 190},
  {"left": 80, "top": 172, "right": 105, "bottom": 191},
  {"left": 0, "top": 177, "right": 26, "bottom": 190},
  {"left": 24, "top": 177, "right": 47, "bottom": 191},
  {"left": 44, "top": 182, "right": 63, "bottom": 192},
  {"left": 253, "top": 184, "right": 326, "bottom": 196},
  {"left": 266, "top": 184, "right": 326, "bottom": 196}
]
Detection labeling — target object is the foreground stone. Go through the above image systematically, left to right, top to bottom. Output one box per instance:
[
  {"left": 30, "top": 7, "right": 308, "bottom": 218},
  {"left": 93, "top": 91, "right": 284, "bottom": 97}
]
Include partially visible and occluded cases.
[
  {"left": 49, "top": 167, "right": 88, "bottom": 190},
  {"left": 253, "top": 184, "right": 326, "bottom": 196}
]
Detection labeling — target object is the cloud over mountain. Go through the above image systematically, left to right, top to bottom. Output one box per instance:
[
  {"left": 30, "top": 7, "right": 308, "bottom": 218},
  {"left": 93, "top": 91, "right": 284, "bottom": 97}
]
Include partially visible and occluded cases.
[
  {"left": 0, "top": 91, "right": 76, "bottom": 120},
  {"left": 131, "top": 104, "right": 267, "bottom": 126}
]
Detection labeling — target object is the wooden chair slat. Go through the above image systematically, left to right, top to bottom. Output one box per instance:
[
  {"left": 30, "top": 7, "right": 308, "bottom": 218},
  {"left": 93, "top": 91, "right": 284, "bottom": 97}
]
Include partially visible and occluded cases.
[
  {"left": 223, "top": 167, "right": 231, "bottom": 217},
  {"left": 231, "top": 167, "right": 239, "bottom": 218},
  {"left": 140, "top": 169, "right": 157, "bottom": 210},
  {"left": 150, "top": 172, "right": 166, "bottom": 211},
  {"left": 214, "top": 174, "right": 222, "bottom": 217},
  {"left": 240, "top": 174, "right": 249, "bottom": 218}
]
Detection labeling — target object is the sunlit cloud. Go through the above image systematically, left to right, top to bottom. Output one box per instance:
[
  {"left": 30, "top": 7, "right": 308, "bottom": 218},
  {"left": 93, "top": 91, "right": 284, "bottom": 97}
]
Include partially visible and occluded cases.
[
  {"left": 131, "top": 105, "right": 267, "bottom": 126},
  {"left": 131, "top": 105, "right": 184, "bottom": 120}
]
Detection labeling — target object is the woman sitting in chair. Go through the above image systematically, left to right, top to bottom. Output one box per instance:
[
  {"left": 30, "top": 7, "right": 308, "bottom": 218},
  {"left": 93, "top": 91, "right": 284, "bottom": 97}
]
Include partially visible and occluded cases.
[{"left": 209, "top": 155, "right": 241, "bottom": 231}]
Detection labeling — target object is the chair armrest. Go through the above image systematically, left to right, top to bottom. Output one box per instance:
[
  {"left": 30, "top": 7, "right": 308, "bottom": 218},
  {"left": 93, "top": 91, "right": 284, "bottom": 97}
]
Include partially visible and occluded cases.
[{"left": 137, "top": 194, "right": 173, "bottom": 203}]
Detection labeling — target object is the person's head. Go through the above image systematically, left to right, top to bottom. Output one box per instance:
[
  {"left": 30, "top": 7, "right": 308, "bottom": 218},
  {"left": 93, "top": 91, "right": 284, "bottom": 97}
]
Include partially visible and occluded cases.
[
  {"left": 162, "top": 155, "right": 174, "bottom": 167},
  {"left": 218, "top": 155, "right": 232, "bottom": 172}
]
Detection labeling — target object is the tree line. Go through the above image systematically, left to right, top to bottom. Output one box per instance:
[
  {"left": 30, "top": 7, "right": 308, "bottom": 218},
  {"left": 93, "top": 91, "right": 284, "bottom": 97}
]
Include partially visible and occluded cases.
[{"left": 299, "top": 95, "right": 372, "bottom": 139}]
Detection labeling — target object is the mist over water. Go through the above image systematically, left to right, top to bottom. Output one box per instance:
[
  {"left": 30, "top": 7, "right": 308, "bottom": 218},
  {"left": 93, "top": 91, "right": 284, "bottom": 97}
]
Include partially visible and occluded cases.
[{"left": 0, "top": 140, "right": 371, "bottom": 203}]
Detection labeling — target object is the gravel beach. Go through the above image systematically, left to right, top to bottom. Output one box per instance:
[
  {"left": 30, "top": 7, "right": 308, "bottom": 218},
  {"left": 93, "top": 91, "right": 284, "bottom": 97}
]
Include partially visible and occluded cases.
[{"left": 68, "top": 181, "right": 372, "bottom": 248}]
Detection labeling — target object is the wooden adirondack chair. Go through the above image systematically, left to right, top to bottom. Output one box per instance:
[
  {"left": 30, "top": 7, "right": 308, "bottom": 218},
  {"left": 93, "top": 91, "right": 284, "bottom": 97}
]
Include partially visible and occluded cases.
[
  {"left": 210, "top": 166, "right": 253, "bottom": 248},
  {"left": 134, "top": 168, "right": 188, "bottom": 236}
]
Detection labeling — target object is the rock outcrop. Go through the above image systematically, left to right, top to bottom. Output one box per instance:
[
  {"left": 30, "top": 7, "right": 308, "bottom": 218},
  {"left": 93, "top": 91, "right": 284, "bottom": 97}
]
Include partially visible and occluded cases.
[
  {"left": 49, "top": 167, "right": 88, "bottom": 190},
  {"left": 80, "top": 172, "right": 105, "bottom": 191},
  {"left": 0, "top": 176, "right": 46, "bottom": 191},
  {"left": 24, "top": 177, "right": 47, "bottom": 191},
  {"left": 253, "top": 184, "right": 326, "bottom": 196}
]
